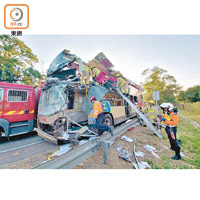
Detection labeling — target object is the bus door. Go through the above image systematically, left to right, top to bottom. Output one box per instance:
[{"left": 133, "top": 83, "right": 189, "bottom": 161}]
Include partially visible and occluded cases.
[{"left": 0, "top": 88, "right": 3, "bottom": 118}]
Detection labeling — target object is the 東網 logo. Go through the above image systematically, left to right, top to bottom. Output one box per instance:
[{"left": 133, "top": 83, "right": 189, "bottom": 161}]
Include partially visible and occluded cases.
[{"left": 4, "top": 4, "right": 29, "bottom": 29}]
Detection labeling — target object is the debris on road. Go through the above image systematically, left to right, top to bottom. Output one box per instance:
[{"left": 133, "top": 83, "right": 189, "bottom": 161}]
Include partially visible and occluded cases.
[
  {"left": 77, "top": 126, "right": 89, "bottom": 134},
  {"left": 121, "top": 135, "right": 134, "bottom": 142},
  {"left": 49, "top": 144, "right": 72, "bottom": 159},
  {"left": 144, "top": 144, "right": 160, "bottom": 159},
  {"left": 144, "top": 144, "right": 156, "bottom": 151},
  {"left": 116, "top": 146, "right": 133, "bottom": 163},
  {"left": 135, "top": 151, "right": 146, "bottom": 157},
  {"left": 180, "top": 152, "right": 185, "bottom": 157},
  {"left": 133, "top": 161, "right": 152, "bottom": 169},
  {"left": 141, "top": 161, "right": 151, "bottom": 168}
]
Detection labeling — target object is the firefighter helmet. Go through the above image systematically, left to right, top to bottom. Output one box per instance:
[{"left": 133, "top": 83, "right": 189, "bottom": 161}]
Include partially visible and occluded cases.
[
  {"left": 115, "top": 73, "right": 120, "bottom": 77},
  {"left": 149, "top": 100, "right": 155, "bottom": 104},
  {"left": 160, "top": 103, "right": 174, "bottom": 111}
]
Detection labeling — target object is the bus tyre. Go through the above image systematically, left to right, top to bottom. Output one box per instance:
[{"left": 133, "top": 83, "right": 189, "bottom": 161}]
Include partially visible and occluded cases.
[{"left": 104, "top": 114, "right": 113, "bottom": 126}]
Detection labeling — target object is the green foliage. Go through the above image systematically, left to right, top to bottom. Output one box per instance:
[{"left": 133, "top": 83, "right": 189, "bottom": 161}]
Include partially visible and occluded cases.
[
  {"left": 0, "top": 34, "right": 43, "bottom": 87},
  {"left": 141, "top": 66, "right": 182, "bottom": 103},
  {"left": 178, "top": 85, "right": 200, "bottom": 103},
  {"left": 177, "top": 91, "right": 187, "bottom": 103},
  {"left": 180, "top": 102, "right": 200, "bottom": 117},
  {"left": 178, "top": 114, "right": 200, "bottom": 168}
]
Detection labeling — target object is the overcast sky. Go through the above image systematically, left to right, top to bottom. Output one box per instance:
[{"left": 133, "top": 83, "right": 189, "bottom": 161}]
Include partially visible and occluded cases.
[{"left": 21, "top": 35, "right": 200, "bottom": 90}]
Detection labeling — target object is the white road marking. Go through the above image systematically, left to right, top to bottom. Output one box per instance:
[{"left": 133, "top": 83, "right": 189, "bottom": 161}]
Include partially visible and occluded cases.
[{"left": 0, "top": 140, "right": 46, "bottom": 154}]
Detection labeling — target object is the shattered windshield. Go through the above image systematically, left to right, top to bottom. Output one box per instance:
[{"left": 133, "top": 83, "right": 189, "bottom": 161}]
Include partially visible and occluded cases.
[
  {"left": 47, "top": 50, "right": 76, "bottom": 76},
  {"left": 38, "top": 85, "right": 67, "bottom": 116}
]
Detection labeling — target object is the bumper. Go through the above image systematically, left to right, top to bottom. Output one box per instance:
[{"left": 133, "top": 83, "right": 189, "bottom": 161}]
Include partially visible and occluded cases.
[{"left": 34, "top": 127, "right": 57, "bottom": 145}]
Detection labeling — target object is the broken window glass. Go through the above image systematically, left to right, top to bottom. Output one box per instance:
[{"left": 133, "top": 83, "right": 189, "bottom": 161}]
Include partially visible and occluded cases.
[
  {"left": 47, "top": 50, "right": 76, "bottom": 76},
  {"left": 38, "top": 85, "right": 67, "bottom": 116},
  {"left": 77, "top": 95, "right": 85, "bottom": 110}
]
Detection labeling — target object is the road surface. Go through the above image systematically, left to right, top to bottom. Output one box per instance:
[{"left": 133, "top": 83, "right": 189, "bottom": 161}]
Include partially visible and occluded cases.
[{"left": 0, "top": 132, "right": 58, "bottom": 168}]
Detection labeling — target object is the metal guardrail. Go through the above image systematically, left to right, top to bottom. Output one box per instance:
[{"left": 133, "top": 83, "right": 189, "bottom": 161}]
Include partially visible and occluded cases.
[{"left": 35, "top": 118, "right": 138, "bottom": 169}]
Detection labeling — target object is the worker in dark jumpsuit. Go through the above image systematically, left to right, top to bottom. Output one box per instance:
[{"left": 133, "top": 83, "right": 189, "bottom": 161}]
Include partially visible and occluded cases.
[
  {"left": 90, "top": 96, "right": 114, "bottom": 136},
  {"left": 158, "top": 103, "right": 181, "bottom": 160},
  {"left": 95, "top": 112, "right": 113, "bottom": 136}
]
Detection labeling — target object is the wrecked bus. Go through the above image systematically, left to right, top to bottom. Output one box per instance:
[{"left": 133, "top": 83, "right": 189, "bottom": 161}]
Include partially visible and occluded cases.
[{"left": 37, "top": 50, "right": 143, "bottom": 142}]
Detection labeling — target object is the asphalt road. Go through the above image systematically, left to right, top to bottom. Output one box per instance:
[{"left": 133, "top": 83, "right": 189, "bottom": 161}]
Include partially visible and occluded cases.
[{"left": 0, "top": 132, "right": 58, "bottom": 168}]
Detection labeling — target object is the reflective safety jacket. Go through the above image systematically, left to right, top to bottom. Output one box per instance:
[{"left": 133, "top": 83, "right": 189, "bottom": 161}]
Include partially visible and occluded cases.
[
  {"left": 83, "top": 65, "right": 90, "bottom": 72},
  {"left": 91, "top": 67, "right": 100, "bottom": 78},
  {"left": 116, "top": 77, "right": 126, "bottom": 87},
  {"left": 93, "top": 100, "right": 103, "bottom": 118},
  {"left": 147, "top": 105, "right": 157, "bottom": 119},
  {"left": 164, "top": 112, "right": 179, "bottom": 127},
  {"left": 163, "top": 113, "right": 171, "bottom": 121}
]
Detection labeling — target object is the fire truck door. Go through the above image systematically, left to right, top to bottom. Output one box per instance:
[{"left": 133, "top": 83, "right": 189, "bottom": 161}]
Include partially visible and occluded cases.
[{"left": 3, "top": 88, "right": 30, "bottom": 122}]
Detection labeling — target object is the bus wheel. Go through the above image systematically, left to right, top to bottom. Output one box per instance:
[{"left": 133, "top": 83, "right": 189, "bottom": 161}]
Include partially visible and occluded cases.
[{"left": 104, "top": 114, "right": 113, "bottom": 126}]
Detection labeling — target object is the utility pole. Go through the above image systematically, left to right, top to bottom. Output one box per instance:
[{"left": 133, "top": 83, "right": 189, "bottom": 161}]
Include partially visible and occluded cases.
[{"left": 153, "top": 91, "right": 161, "bottom": 132}]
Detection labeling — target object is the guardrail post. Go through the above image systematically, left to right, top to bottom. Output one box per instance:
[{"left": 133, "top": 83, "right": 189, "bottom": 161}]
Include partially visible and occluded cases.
[{"left": 103, "top": 141, "right": 111, "bottom": 165}]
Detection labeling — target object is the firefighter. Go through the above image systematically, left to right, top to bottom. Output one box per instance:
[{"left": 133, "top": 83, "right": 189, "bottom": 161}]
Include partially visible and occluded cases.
[
  {"left": 80, "top": 64, "right": 91, "bottom": 86},
  {"left": 90, "top": 66, "right": 101, "bottom": 85},
  {"left": 115, "top": 73, "right": 128, "bottom": 95},
  {"left": 90, "top": 96, "right": 114, "bottom": 136},
  {"left": 146, "top": 100, "right": 157, "bottom": 126},
  {"left": 158, "top": 103, "right": 181, "bottom": 160},
  {"left": 173, "top": 104, "right": 182, "bottom": 144}
]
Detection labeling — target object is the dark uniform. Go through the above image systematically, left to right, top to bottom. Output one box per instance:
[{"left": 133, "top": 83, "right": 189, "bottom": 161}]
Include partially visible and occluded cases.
[{"left": 95, "top": 113, "right": 113, "bottom": 135}]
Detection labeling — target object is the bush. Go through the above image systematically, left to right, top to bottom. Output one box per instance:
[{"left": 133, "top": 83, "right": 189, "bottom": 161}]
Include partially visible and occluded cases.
[{"left": 180, "top": 102, "right": 200, "bottom": 115}]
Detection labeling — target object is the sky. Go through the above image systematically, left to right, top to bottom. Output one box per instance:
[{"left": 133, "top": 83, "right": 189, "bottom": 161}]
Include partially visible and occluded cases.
[{"left": 21, "top": 35, "right": 200, "bottom": 90}]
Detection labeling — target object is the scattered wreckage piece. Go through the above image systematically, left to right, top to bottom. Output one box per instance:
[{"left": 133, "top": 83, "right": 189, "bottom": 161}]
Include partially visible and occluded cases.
[
  {"left": 35, "top": 118, "right": 138, "bottom": 169},
  {"left": 121, "top": 135, "right": 134, "bottom": 142},
  {"left": 133, "top": 139, "right": 140, "bottom": 169},
  {"left": 144, "top": 144, "right": 160, "bottom": 159},
  {"left": 116, "top": 146, "right": 133, "bottom": 163},
  {"left": 135, "top": 151, "right": 146, "bottom": 157},
  {"left": 133, "top": 162, "right": 151, "bottom": 169}
]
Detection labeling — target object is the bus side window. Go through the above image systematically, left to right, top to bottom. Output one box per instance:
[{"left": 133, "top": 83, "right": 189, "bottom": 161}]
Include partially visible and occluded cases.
[
  {"left": 77, "top": 96, "right": 85, "bottom": 110},
  {"left": 110, "top": 98, "right": 114, "bottom": 106},
  {"left": 115, "top": 98, "right": 122, "bottom": 106}
]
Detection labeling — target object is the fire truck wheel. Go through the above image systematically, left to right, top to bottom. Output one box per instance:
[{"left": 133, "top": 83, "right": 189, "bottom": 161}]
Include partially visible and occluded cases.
[{"left": 104, "top": 114, "right": 113, "bottom": 126}]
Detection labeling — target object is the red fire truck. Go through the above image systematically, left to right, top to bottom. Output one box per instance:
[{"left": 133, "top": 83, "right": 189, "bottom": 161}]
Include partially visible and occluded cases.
[{"left": 0, "top": 82, "right": 42, "bottom": 140}]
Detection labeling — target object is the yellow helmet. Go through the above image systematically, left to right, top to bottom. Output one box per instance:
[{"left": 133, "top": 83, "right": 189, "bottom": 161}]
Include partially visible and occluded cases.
[
  {"left": 89, "top": 65, "right": 95, "bottom": 69},
  {"left": 115, "top": 73, "right": 120, "bottom": 77},
  {"left": 149, "top": 100, "right": 155, "bottom": 104}
]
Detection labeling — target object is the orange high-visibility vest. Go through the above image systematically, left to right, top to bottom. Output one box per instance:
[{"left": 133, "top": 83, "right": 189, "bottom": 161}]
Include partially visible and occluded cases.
[
  {"left": 93, "top": 100, "right": 103, "bottom": 118},
  {"left": 164, "top": 112, "right": 179, "bottom": 126}
]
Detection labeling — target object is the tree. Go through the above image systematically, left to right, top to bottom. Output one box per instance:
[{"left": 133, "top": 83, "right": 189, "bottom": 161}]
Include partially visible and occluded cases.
[
  {"left": 0, "top": 35, "right": 43, "bottom": 87},
  {"left": 141, "top": 66, "right": 182, "bottom": 103},
  {"left": 178, "top": 85, "right": 200, "bottom": 103},
  {"left": 177, "top": 91, "right": 187, "bottom": 103}
]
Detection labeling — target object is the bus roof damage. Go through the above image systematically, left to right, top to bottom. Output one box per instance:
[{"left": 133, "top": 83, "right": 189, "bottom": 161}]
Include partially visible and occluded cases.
[{"left": 36, "top": 49, "right": 144, "bottom": 144}]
